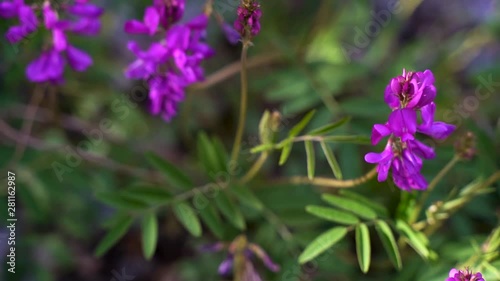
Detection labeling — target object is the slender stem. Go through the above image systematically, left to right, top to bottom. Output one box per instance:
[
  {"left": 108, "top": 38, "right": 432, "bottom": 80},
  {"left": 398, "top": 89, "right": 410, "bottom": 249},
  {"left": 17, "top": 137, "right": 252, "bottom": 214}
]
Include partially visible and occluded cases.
[
  {"left": 230, "top": 43, "right": 250, "bottom": 167},
  {"left": 189, "top": 52, "right": 283, "bottom": 91},
  {"left": 6, "top": 84, "right": 46, "bottom": 168},
  {"left": 238, "top": 152, "right": 268, "bottom": 184},
  {"left": 409, "top": 155, "right": 460, "bottom": 224},
  {"left": 282, "top": 167, "right": 377, "bottom": 188}
]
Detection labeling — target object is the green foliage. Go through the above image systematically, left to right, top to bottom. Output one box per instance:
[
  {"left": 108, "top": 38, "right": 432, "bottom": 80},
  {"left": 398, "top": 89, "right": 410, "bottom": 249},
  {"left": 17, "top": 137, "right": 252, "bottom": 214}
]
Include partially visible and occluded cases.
[
  {"left": 145, "top": 152, "right": 193, "bottom": 191},
  {"left": 173, "top": 202, "right": 202, "bottom": 237},
  {"left": 141, "top": 212, "right": 158, "bottom": 260},
  {"left": 95, "top": 215, "right": 134, "bottom": 257},
  {"left": 355, "top": 223, "right": 371, "bottom": 273},
  {"left": 298, "top": 227, "right": 348, "bottom": 264}
]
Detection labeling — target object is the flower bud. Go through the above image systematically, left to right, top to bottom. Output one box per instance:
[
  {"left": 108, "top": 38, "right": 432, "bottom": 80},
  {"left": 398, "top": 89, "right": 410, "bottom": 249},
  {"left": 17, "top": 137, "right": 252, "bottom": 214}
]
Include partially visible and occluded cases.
[{"left": 454, "top": 131, "right": 476, "bottom": 160}]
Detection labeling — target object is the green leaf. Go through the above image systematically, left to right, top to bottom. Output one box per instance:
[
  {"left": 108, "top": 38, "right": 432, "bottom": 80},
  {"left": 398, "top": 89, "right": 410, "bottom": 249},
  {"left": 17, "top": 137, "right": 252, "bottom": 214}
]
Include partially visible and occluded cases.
[
  {"left": 289, "top": 110, "right": 316, "bottom": 137},
  {"left": 308, "top": 116, "right": 351, "bottom": 135},
  {"left": 197, "top": 132, "right": 224, "bottom": 176},
  {"left": 211, "top": 136, "right": 229, "bottom": 171},
  {"left": 279, "top": 141, "right": 293, "bottom": 166},
  {"left": 305, "top": 141, "right": 315, "bottom": 180},
  {"left": 320, "top": 141, "right": 343, "bottom": 179},
  {"left": 250, "top": 143, "right": 276, "bottom": 154},
  {"left": 145, "top": 152, "right": 192, "bottom": 190},
  {"left": 121, "top": 185, "right": 172, "bottom": 205},
  {"left": 230, "top": 185, "right": 264, "bottom": 211},
  {"left": 339, "top": 190, "right": 389, "bottom": 217},
  {"left": 95, "top": 192, "right": 150, "bottom": 210},
  {"left": 214, "top": 192, "right": 246, "bottom": 230},
  {"left": 322, "top": 194, "right": 377, "bottom": 220},
  {"left": 173, "top": 202, "right": 202, "bottom": 237},
  {"left": 198, "top": 203, "right": 225, "bottom": 239},
  {"left": 305, "top": 205, "right": 359, "bottom": 225},
  {"left": 141, "top": 212, "right": 158, "bottom": 260},
  {"left": 95, "top": 216, "right": 134, "bottom": 257},
  {"left": 374, "top": 220, "right": 402, "bottom": 270},
  {"left": 396, "top": 220, "right": 429, "bottom": 259},
  {"left": 355, "top": 223, "right": 371, "bottom": 273},
  {"left": 298, "top": 227, "right": 348, "bottom": 264}
]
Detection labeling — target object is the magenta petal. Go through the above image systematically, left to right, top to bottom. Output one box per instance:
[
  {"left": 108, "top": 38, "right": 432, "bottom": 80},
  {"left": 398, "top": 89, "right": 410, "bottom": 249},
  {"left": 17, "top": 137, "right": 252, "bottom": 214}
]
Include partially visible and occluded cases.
[
  {"left": 0, "top": 2, "right": 18, "bottom": 18},
  {"left": 43, "top": 3, "right": 57, "bottom": 28},
  {"left": 67, "top": 3, "right": 103, "bottom": 17},
  {"left": 19, "top": 5, "right": 38, "bottom": 32},
  {"left": 144, "top": 6, "right": 159, "bottom": 35},
  {"left": 187, "top": 14, "right": 208, "bottom": 29},
  {"left": 70, "top": 18, "right": 101, "bottom": 35},
  {"left": 124, "top": 20, "right": 149, "bottom": 34},
  {"left": 222, "top": 23, "right": 240, "bottom": 44},
  {"left": 5, "top": 25, "right": 25, "bottom": 43},
  {"left": 53, "top": 29, "right": 67, "bottom": 51},
  {"left": 66, "top": 45, "right": 92, "bottom": 71},
  {"left": 26, "top": 49, "right": 64, "bottom": 83},
  {"left": 416, "top": 85, "right": 436, "bottom": 108},
  {"left": 388, "top": 108, "right": 417, "bottom": 141},
  {"left": 418, "top": 122, "right": 455, "bottom": 140},
  {"left": 371, "top": 123, "right": 391, "bottom": 145},
  {"left": 407, "top": 139, "right": 435, "bottom": 159},
  {"left": 218, "top": 257, "right": 233, "bottom": 275}
]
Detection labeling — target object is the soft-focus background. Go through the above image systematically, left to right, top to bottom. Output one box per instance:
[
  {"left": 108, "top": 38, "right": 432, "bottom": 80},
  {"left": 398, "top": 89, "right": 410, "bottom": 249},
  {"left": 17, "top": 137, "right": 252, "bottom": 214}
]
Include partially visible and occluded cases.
[{"left": 1, "top": 0, "right": 499, "bottom": 280}]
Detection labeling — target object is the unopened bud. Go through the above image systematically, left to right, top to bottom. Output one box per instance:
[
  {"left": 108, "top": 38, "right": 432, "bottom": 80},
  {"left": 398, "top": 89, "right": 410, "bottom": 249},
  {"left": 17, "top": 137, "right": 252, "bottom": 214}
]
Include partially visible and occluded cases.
[{"left": 454, "top": 131, "right": 476, "bottom": 160}]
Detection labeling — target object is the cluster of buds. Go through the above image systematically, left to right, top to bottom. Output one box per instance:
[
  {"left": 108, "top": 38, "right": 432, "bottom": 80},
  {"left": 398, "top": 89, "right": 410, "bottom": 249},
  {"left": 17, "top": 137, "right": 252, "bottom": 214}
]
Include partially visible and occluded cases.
[
  {"left": 234, "top": 0, "right": 261, "bottom": 39},
  {"left": 454, "top": 131, "right": 476, "bottom": 160}
]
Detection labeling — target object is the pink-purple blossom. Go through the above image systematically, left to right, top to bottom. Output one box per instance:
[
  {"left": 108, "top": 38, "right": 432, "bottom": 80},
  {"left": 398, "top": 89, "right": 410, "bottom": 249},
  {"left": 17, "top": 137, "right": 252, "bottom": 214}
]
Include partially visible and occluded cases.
[
  {"left": 0, "top": 0, "right": 103, "bottom": 83},
  {"left": 124, "top": 1, "right": 213, "bottom": 122},
  {"left": 365, "top": 69, "right": 455, "bottom": 191},
  {"left": 446, "top": 268, "right": 485, "bottom": 281}
]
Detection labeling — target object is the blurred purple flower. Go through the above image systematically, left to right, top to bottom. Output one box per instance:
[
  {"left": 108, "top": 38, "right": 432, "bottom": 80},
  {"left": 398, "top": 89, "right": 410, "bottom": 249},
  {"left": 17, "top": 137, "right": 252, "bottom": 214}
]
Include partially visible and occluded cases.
[
  {"left": 0, "top": 0, "right": 39, "bottom": 43},
  {"left": 1, "top": 0, "right": 102, "bottom": 83},
  {"left": 125, "top": 0, "right": 185, "bottom": 35},
  {"left": 234, "top": 0, "right": 262, "bottom": 38},
  {"left": 124, "top": 13, "right": 214, "bottom": 121},
  {"left": 222, "top": 22, "right": 241, "bottom": 44},
  {"left": 365, "top": 69, "right": 455, "bottom": 191},
  {"left": 202, "top": 236, "right": 280, "bottom": 280},
  {"left": 446, "top": 268, "right": 485, "bottom": 281}
]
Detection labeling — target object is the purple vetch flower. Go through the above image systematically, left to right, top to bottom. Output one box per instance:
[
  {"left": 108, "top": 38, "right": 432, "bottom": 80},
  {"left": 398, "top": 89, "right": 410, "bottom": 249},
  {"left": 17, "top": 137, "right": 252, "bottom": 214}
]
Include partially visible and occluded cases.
[
  {"left": 0, "top": 0, "right": 39, "bottom": 43},
  {"left": 125, "top": 0, "right": 185, "bottom": 35},
  {"left": 234, "top": 0, "right": 262, "bottom": 38},
  {"left": 24, "top": 1, "right": 102, "bottom": 83},
  {"left": 124, "top": 13, "right": 214, "bottom": 121},
  {"left": 365, "top": 69, "right": 455, "bottom": 191},
  {"left": 384, "top": 69, "right": 436, "bottom": 110},
  {"left": 202, "top": 235, "right": 280, "bottom": 279},
  {"left": 446, "top": 268, "right": 485, "bottom": 281}
]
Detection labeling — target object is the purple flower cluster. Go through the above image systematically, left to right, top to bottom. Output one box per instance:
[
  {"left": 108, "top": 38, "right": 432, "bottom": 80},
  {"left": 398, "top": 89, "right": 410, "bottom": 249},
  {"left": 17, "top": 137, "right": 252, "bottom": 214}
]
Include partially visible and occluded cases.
[
  {"left": 0, "top": 0, "right": 103, "bottom": 83},
  {"left": 124, "top": 0, "right": 214, "bottom": 121},
  {"left": 234, "top": 0, "right": 262, "bottom": 38},
  {"left": 365, "top": 69, "right": 455, "bottom": 191},
  {"left": 203, "top": 238, "right": 280, "bottom": 280},
  {"left": 446, "top": 268, "right": 485, "bottom": 281}
]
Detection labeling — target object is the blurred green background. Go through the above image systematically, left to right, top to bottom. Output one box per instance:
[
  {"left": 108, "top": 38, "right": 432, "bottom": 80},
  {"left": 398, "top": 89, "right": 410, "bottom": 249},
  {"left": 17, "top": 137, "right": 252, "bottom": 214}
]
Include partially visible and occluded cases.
[{"left": 1, "top": 0, "right": 499, "bottom": 280}]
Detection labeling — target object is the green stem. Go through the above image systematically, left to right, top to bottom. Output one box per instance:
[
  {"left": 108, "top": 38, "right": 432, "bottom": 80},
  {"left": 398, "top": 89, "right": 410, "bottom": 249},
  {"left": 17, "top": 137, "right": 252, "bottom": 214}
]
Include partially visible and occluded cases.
[
  {"left": 230, "top": 42, "right": 250, "bottom": 167},
  {"left": 238, "top": 152, "right": 268, "bottom": 184},
  {"left": 409, "top": 155, "right": 460, "bottom": 225},
  {"left": 283, "top": 167, "right": 377, "bottom": 188}
]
